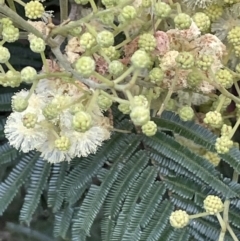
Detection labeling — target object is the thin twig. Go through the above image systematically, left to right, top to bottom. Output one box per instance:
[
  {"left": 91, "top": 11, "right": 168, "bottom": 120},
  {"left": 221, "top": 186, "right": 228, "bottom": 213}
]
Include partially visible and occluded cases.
[{"left": 59, "top": 0, "right": 68, "bottom": 23}]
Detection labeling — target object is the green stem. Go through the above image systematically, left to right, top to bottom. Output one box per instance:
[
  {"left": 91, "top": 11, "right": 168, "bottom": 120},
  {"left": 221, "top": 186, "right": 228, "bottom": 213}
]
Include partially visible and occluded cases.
[
  {"left": 6, "top": 0, "right": 16, "bottom": 11},
  {"left": 13, "top": 0, "right": 25, "bottom": 6},
  {"left": 59, "top": 0, "right": 68, "bottom": 23},
  {"left": 89, "top": 0, "right": 98, "bottom": 13},
  {"left": 85, "top": 22, "right": 98, "bottom": 37},
  {"left": 40, "top": 51, "right": 49, "bottom": 72},
  {"left": 5, "top": 61, "right": 16, "bottom": 72},
  {"left": 0, "top": 64, "right": 5, "bottom": 73},
  {"left": 114, "top": 66, "right": 134, "bottom": 84},
  {"left": 121, "top": 69, "right": 139, "bottom": 90},
  {"left": 92, "top": 72, "right": 114, "bottom": 86},
  {"left": 26, "top": 80, "right": 38, "bottom": 100},
  {"left": 234, "top": 81, "right": 240, "bottom": 97},
  {"left": 86, "top": 89, "right": 98, "bottom": 112},
  {"left": 125, "top": 89, "right": 133, "bottom": 102},
  {"left": 100, "top": 90, "right": 129, "bottom": 104},
  {"left": 216, "top": 95, "right": 226, "bottom": 113},
  {"left": 229, "top": 117, "right": 240, "bottom": 139},
  {"left": 111, "top": 128, "right": 131, "bottom": 133},
  {"left": 232, "top": 170, "right": 239, "bottom": 182},
  {"left": 223, "top": 200, "right": 230, "bottom": 226},
  {"left": 189, "top": 212, "right": 210, "bottom": 219},
  {"left": 216, "top": 213, "right": 226, "bottom": 231},
  {"left": 227, "top": 224, "right": 239, "bottom": 241},
  {"left": 218, "top": 231, "right": 226, "bottom": 241}
]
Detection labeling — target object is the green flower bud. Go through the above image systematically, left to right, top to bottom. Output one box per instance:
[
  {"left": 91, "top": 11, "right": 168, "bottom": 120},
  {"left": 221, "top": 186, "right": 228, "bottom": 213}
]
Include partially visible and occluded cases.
[
  {"left": 25, "top": 0, "right": 45, "bottom": 19},
  {"left": 75, "top": 0, "right": 89, "bottom": 4},
  {"left": 101, "top": 0, "right": 115, "bottom": 8},
  {"left": 141, "top": 0, "right": 151, "bottom": 8},
  {"left": 154, "top": 2, "right": 171, "bottom": 18},
  {"left": 204, "top": 4, "right": 223, "bottom": 22},
  {"left": 121, "top": 5, "right": 137, "bottom": 20},
  {"left": 99, "top": 12, "right": 115, "bottom": 25},
  {"left": 193, "top": 12, "right": 210, "bottom": 33},
  {"left": 174, "top": 13, "right": 191, "bottom": 30},
  {"left": 0, "top": 18, "right": 13, "bottom": 28},
  {"left": 2, "top": 25, "right": 19, "bottom": 42},
  {"left": 227, "top": 26, "right": 240, "bottom": 46},
  {"left": 97, "top": 30, "right": 114, "bottom": 48},
  {"left": 80, "top": 32, "right": 96, "bottom": 50},
  {"left": 138, "top": 33, "right": 157, "bottom": 52},
  {"left": 30, "top": 37, "right": 46, "bottom": 53},
  {"left": 0, "top": 46, "right": 10, "bottom": 63},
  {"left": 101, "top": 46, "right": 120, "bottom": 60},
  {"left": 131, "top": 50, "right": 151, "bottom": 69},
  {"left": 176, "top": 52, "right": 195, "bottom": 69},
  {"left": 196, "top": 54, "right": 213, "bottom": 71},
  {"left": 75, "top": 56, "right": 95, "bottom": 77},
  {"left": 108, "top": 60, "right": 124, "bottom": 76},
  {"left": 21, "top": 66, "right": 37, "bottom": 83},
  {"left": 149, "top": 67, "right": 164, "bottom": 84},
  {"left": 215, "top": 69, "right": 233, "bottom": 89},
  {"left": 6, "top": 70, "right": 21, "bottom": 87},
  {"left": 187, "top": 71, "right": 202, "bottom": 87},
  {"left": 97, "top": 94, "right": 113, "bottom": 111},
  {"left": 131, "top": 95, "right": 148, "bottom": 108},
  {"left": 12, "top": 96, "right": 28, "bottom": 112},
  {"left": 43, "top": 103, "right": 60, "bottom": 120},
  {"left": 69, "top": 103, "right": 85, "bottom": 115},
  {"left": 118, "top": 103, "right": 131, "bottom": 114},
  {"left": 130, "top": 106, "right": 150, "bottom": 126},
  {"left": 178, "top": 106, "right": 194, "bottom": 121},
  {"left": 72, "top": 111, "right": 92, "bottom": 132},
  {"left": 204, "top": 111, "right": 223, "bottom": 129},
  {"left": 22, "top": 112, "right": 37, "bottom": 128},
  {"left": 141, "top": 121, "right": 157, "bottom": 136},
  {"left": 55, "top": 136, "right": 71, "bottom": 151},
  {"left": 215, "top": 136, "right": 233, "bottom": 154},
  {"left": 203, "top": 195, "right": 224, "bottom": 214},
  {"left": 170, "top": 210, "right": 189, "bottom": 229}
]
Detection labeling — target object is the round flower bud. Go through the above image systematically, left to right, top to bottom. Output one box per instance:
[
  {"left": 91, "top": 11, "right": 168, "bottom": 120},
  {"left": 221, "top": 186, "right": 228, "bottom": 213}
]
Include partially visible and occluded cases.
[
  {"left": 74, "top": 0, "right": 89, "bottom": 4},
  {"left": 101, "top": 0, "right": 115, "bottom": 7},
  {"left": 141, "top": 0, "right": 151, "bottom": 8},
  {"left": 25, "top": 1, "right": 45, "bottom": 19},
  {"left": 154, "top": 2, "right": 171, "bottom": 18},
  {"left": 204, "top": 4, "right": 223, "bottom": 22},
  {"left": 121, "top": 5, "right": 137, "bottom": 20},
  {"left": 99, "top": 12, "right": 114, "bottom": 25},
  {"left": 192, "top": 12, "right": 210, "bottom": 32},
  {"left": 174, "top": 13, "right": 192, "bottom": 30},
  {"left": 0, "top": 18, "right": 13, "bottom": 28},
  {"left": 2, "top": 25, "right": 19, "bottom": 42},
  {"left": 68, "top": 25, "right": 82, "bottom": 37},
  {"left": 227, "top": 26, "right": 240, "bottom": 46},
  {"left": 97, "top": 30, "right": 114, "bottom": 48},
  {"left": 80, "top": 32, "right": 96, "bottom": 50},
  {"left": 138, "top": 33, "right": 157, "bottom": 52},
  {"left": 30, "top": 37, "right": 46, "bottom": 53},
  {"left": 234, "top": 45, "right": 240, "bottom": 58},
  {"left": 0, "top": 46, "right": 10, "bottom": 63},
  {"left": 101, "top": 46, "right": 120, "bottom": 60},
  {"left": 131, "top": 50, "right": 151, "bottom": 69},
  {"left": 176, "top": 52, "right": 194, "bottom": 69},
  {"left": 196, "top": 54, "right": 213, "bottom": 71},
  {"left": 75, "top": 56, "right": 95, "bottom": 77},
  {"left": 108, "top": 60, "right": 124, "bottom": 76},
  {"left": 236, "top": 63, "right": 240, "bottom": 73},
  {"left": 21, "top": 66, "right": 37, "bottom": 83},
  {"left": 149, "top": 67, "right": 164, "bottom": 84},
  {"left": 215, "top": 69, "right": 233, "bottom": 89},
  {"left": 6, "top": 70, "right": 21, "bottom": 87},
  {"left": 187, "top": 71, "right": 202, "bottom": 87},
  {"left": 97, "top": 94, "right": 113, "bottom": 111},
  {"left": 211, "top": 94, "right": 231, "bottom": 113},
  {"left": 131, "top": 95, "right": 148, "bottom": 108},
  {"left": 12, "top": 96, "right": 28, "bottom": 112},
  {"left": 166, "top": 98, "right": 176, "bottom": 111},
  {"left": 43, "top": 103, "right": 59, "bottom": 120},
  {"left": 69, "top": 103, "right": 85, "bottom": 115},
  {"left": 118, "top": 103, "right": 131, "bottom": 114},
  {"left": 130, "top": 106, "right": 150, "bottom": 126},
  {"left": 178, "top": 106, "right": 194, "bottom": 121},
  {"left": 72, "top": 111, "right": 92, "bottom": 132},
  {"left": 204, "top": 111, "right": 223, "bottom": 129},
  {"left": 22, "top": 112, "right": 37, "bottom": 128},
  {"left": 141, "top": 121, "right": 157, "bottom": 136},
  {"left": 221, "top": 124, "right": 232, "bottom": 138},
  {"left": 55, "top": 136, "right": 71, "bottom": 151},
  {"left": 215, "top": 136, "right": 233, "bottom": 154},
  {"left": 204, "top": 151, "right": 221, "bottom": 166},
  {"left": 203, "top": 195, "right": 224, "bottom": 214},
  {"left": 170, "top": 210, "right": 189, "bottom": 229}
]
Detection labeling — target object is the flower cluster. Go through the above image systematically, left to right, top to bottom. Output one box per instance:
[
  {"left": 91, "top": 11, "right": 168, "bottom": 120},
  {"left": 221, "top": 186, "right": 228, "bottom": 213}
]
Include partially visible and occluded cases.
[{"left": 1, "top": 0, "right": 240, "bottom": 163}]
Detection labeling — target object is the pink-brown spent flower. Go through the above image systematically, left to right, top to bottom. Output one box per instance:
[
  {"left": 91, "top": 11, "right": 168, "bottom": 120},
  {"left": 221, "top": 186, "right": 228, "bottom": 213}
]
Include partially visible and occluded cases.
[{"left": 154, "top": 31, "right": 170, "bottom": 56}]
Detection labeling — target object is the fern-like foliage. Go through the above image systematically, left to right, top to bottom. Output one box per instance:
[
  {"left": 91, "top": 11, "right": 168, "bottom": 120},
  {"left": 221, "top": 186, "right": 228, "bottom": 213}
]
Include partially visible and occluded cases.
[{"left": 1, "top": 110, "right": 240, "bottom": 241}]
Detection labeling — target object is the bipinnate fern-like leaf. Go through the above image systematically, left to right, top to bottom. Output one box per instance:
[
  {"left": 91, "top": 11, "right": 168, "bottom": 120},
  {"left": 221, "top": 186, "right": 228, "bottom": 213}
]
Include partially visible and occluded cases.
[
  {"left": 0, "top": 92, "right": 13, "bottom": 111},
  {"left": 154, "top": 111, "right": 240, "bottom": 174},
  {"left": 0, "top": 117, "right": 6, "bottom": 140},
  {"left": 144, "top": 131, "right": 240, "bottom": 198},
  {"left": 0, "top": 142, "right": 20, "bottom": 165},
  {"left": 0, "top": 151, "right": 39, "bottom": 215},
  {"left": 19, "top": 157, "right": 51, "bottom": 225},
  {"left": 48, "top": 162, "right": 68, "bottom": 213},
  {"left": 54, "top": 206, "right": 74, "bottom": 239},
  {"left": 170, "top": 228, "right": 190, "bottom": 241}
]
